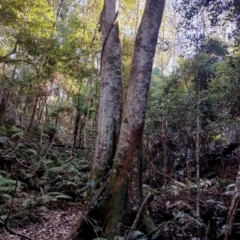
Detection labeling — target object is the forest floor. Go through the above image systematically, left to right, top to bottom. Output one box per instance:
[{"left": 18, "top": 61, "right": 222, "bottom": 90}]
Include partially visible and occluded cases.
[
  {"left": 1, "top": 125, "right": 240, "bottom": 239},
  {"left": 0, "top": 158, "right": 239, "bottom": 240},
  {"left": 0, "top": 202, "right": 83, "bottom": 240}
]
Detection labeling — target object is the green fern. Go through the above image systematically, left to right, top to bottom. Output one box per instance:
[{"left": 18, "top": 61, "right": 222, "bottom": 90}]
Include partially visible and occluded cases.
[
  {"left": 0, "top": 125, "right": 90, "bottom": 221},
  {"left": 8, "top": 126, "right": 23, "bottom": 134},
  {"left": 11, "top": 131, "right": 24, "bottom": 139},
  {"left": 16, "top": 142, "right": 27, "bottom": 149},
  {"left": 26, "top": 149, "right": 38, "bottom": 156},
  {"left": 42, "top": 157, "right": 89, "bottom": 196},
  {"left": 44, "top": 165, "right": 67, "bottom": 175},
  {"left": 0, "top": 170, "right": 10, "bottom": 176},
  {"left": 0, "top": 174, "right": 22, "bottom": 192},
  {"left": 0, "top": 175, "right": 23, "bottom": 210},
  {"left": 22, "top": 192, "right": 71, "bottom": 209},
  {"left": 37, "top": 192, "right": 70, "bottom": 203},
  {"left": 0, "top": 193, "right": 12, "bottom": 201},
  {"left": 22, "top": 197, "right": 35, "bottom": 208},
  {"left": 206, "top": 199, "right": 227, "bottom": 210},
  {"left": 174, "top": 211, "right": 205, "bottom": 229},
  {"left": 129, "top": 230, "right": 148, "bottom": 240}
]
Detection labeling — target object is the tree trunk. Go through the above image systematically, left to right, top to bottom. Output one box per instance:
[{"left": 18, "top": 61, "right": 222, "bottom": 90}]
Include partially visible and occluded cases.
[
  {"left": 66, "top": 0, "right": 165, "bottom": 239},
  {"left": 91, "top": 0, "right": 122, "bottom": 187},
  {"left": 103, "top": 1, "right": 165, "bottom": 236},
  {"left": 196, "top": 76, "right": 201, "bottom": 217},
  {"left": 28, "top": 95, "right": 39, "bottom": 131},
  {"left": 0, "top": 98, "right": 6, "bottom": 124},
  {"left": 71, "top": 110, "right": 81, "bottom": 153},
  {"left": 224, "top": 163, "right": 240, "bottom": 240}
]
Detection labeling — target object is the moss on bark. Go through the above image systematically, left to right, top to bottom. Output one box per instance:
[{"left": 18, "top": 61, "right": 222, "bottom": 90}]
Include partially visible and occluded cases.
[{"left": 106, "top": 184, "right": 127, "bottom": 237}]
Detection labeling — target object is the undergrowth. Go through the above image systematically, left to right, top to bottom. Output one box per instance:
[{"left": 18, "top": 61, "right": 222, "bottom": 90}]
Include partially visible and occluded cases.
[{"left": 0, "top": 125, "right": 90, "bottom": 222}]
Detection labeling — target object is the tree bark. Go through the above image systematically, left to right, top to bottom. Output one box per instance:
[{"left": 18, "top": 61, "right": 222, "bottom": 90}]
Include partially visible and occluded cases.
[
  {"left": 67, "top": 0, "right": 166, "bottom": 239},
  {"left": 91, "top": 0, "right": 122, "bottom": 186},
  {"left": 103, "top": 1, "right": 165, "bottom": 236},
  {"left": 196, "top": 76, "right": 201, "bottom": 217},
  {"left": 28, "top": 95, "right": 39, "bottom": 131},
  {"left": 0, "top": 98, "right": 6, "bottom": 124},
  {"left": 71, "top": 110, "right": 81, "bottom": 153},
  {"left": 224, "top": 163, "right": 240, "bottom": 240}
]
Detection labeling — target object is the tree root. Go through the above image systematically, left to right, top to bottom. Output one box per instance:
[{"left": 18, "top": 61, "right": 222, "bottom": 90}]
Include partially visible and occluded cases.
[{"left": 63, "top": 182, "right": 107, "bottom": 240}]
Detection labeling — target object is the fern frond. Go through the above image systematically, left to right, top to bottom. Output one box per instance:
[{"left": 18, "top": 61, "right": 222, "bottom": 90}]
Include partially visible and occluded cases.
[
  {"left": 11, "top": 131, "right": 24, "bottom": 139},
  {"left": 26, "top": 149, "right": 38, "bottom": 156},
  {"left": 44, "top": 165, "right": 66, "bottom": 177},
  {"left": 37, "top": 192, "right": 72, "bottom": 203},
  {"left": 0, "top": 193, "right": 12, "bottom": 200},
  {"left": 22, "top": 197, "right": 35, "bottom": 208},
  {"left": 174, "top": 211, "right": 206, "bottom": 229},
  {"left": 129, "top": 230, "right": 148, "bottom": 240}
]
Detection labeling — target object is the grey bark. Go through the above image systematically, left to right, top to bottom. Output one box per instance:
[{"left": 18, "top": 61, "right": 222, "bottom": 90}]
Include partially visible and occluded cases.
[
  {"left": 66, "top": 0, "right": 166, "bottom": 238},
  {"left": 91, "top": 0, "right": 122, "bottom": 185},
  {"left": 112, "top": 0, "right": 166, "bottom": 212},
  {"left": 196, "top": 76, "right": 200, "bottom": 217},
  {"left": 224, "top": 163, "right": 240, "bottom": 240}
]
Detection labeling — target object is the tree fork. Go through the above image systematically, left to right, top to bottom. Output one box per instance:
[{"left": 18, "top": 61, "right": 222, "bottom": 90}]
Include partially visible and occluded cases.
[{"left": 68, "top": 0, "right": 166, "bottom": 238}]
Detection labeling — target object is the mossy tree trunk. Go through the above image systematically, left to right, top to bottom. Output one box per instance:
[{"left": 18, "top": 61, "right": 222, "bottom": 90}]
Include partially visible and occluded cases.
[
  {"left": 67, "top": 0, "right": 165, "bottom": 239},
  {"left": 102, "top": 1, "right": 166, "bottom": 236}
]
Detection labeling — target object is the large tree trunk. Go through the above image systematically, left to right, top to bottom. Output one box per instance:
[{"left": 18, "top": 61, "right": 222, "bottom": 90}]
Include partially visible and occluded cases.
[
  {"left": 66, "top": 0, "right": 165, "bottom": 239},
  {"left": 91, "top": 0, "right": 122, "bottom": 186},
  {"left": 103, "top": 0, "right": 165, "bottom": 236}
]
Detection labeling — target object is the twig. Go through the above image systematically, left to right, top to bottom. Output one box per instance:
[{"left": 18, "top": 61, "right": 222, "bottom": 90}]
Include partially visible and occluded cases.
[
  {"left": 0, "top": 41, "right": 18, "bottom": 60},
  {"left": 3, "top": 59, "right": 40, "bottom": 86},
  {"left": 2, "top": 138, "right": 21, "bottom": 156},
  {"left": 29, "top": 156, "right": 44, "bottom": 177},
  {"left": 14, "top": 157, "right": 35, "bottom": 170},
  {"left": 147, "top": 157, "right": 174, "bottom": 181},
  {"left": 0, "top": 167, "right": 31, "bottom": 239},
  {"left": 6, "top": 178, "right": 18, "bottom": 221},
  {"left": 63, "top": 182, "right": 107, "bottom": 240},
  {"left": 126, "top": 193, "right": 152, "bottom": 240},
  {"left": 186, "top": 196, "right": 206, "bottom": 206},
  {"left": 0, "top": 218, "right": 31, "bottom": 240},
  {"left": 204, "top": 221, "right": 210, "bottom": 240}
]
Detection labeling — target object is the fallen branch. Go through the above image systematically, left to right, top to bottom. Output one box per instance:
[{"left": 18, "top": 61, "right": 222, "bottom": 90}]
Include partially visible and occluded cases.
[
  {"left": 147, "top": 157, "right": 174, "bottom": 181},
  {"left": 63, "top": 182, "right": 107, "bottom": 240},
  {"left": 126, "top": 192, "right": 152, "bottom": 240},
  {"left": 0, "top": 218, "right": 31, "bottom": 240}
]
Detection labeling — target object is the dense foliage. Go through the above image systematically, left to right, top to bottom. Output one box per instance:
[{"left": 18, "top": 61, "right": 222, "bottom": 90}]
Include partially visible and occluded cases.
[{"left": 1, "top": 0, "right": 240, "bottom": 239}]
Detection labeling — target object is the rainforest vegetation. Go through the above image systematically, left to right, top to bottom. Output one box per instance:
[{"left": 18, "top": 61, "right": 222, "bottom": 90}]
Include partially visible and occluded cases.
[{"left": 0, "top": 0, "right": 240, "bottom": 239}]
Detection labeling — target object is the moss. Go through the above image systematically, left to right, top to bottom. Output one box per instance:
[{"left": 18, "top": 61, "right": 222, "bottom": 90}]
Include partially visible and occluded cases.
[
  {"left": 86, "top": 171, "right": 106, "bottom": 200},
  {"left": 107, "top": 184, "right": 127, "bottom": 238}
]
